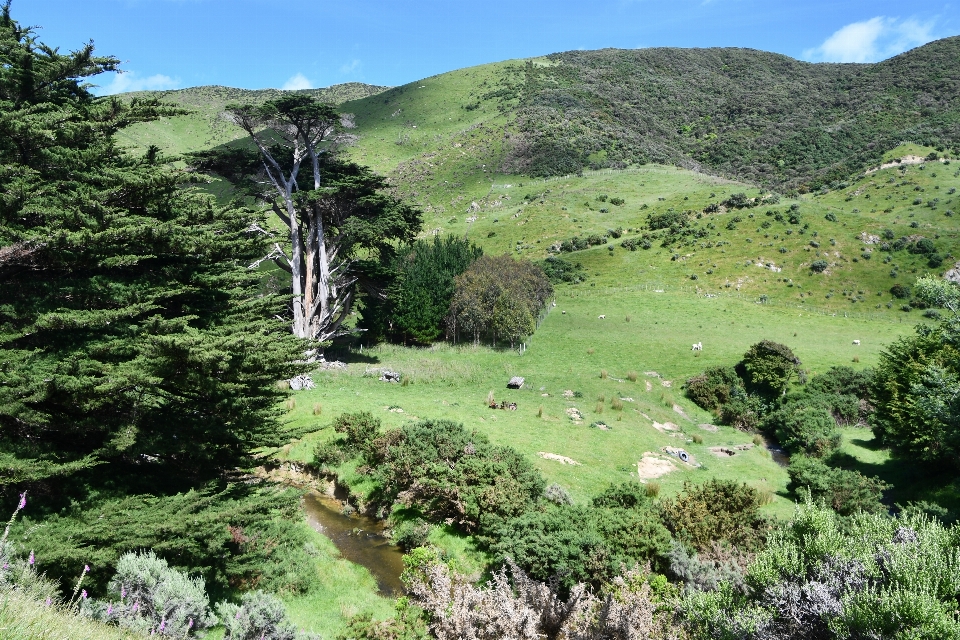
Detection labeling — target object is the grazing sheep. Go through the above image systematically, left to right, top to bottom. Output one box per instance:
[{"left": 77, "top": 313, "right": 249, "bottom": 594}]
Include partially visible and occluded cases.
[
  {"left": 598, "top": 315, "right": 606, "bottom": 319},
  {"left": 853, "top": 340, "right": 861, "bottom": 346},
  {"left": 691, "top": 342, "right": 703, "bottom": 351}
]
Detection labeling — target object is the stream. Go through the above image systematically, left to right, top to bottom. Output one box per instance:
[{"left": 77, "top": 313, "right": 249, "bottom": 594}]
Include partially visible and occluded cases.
[{"left": 302, "top": 492, "right": 406, "bottom": 596}]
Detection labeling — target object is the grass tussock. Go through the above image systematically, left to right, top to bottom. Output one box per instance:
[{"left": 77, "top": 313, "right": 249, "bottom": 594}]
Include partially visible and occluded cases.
[
  {"left": 625, "top": 315, "right": 631, "bottom": 322},
  {"left": 587, "top": 348, "right": 595, "bottom": 355},
  {"left": 852, "top": 355, "right": 860, "bottom": 363},
  {"left": 600, "top": 369, "right": 608, "bottom": 379},
  {"left": 627, "top": 371, "right": 638, "bottom": 382},
  {"left": 487, "top": 390, "right": 495, "bottom": 405},
  {"left": 285, "top": 397, "right": 297, "bottom": 411},
  {"left": 611, "top": 397, "right": 624, "bottom": 411},
  {"left": 595, "top": 401, "right": 604, "bottom": 414},
  {"left": 312, "top": 403, "right": 322, "bottom": 416},
  {"left": 537, "top": 404, "right": 544, "bottom": 418},
  {"left": 692, "top": 434, "right": 704, "bottom": 445},
  {"left": 753, "top": 434, "right": 765, "bottom": 446},
  {"left": 645, "top": 482, "right": 661, "bottom": 497},
  {"left": 757, "top": 488, "right": 775, "bottom": 505}
]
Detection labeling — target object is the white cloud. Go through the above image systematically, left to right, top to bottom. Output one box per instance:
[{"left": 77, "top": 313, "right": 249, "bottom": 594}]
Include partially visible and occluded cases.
[
  {"left": 804, "top": 16, "right": 938, "bottom": 63},
  {"left": 339, "top": 59, "right": 362, "bottom": 76},
  {"left": 96, "top": 71, "right": 180, "bottom": 95},
  {"left": 281, "top": 73, "right": 313, "bottom": 90}
]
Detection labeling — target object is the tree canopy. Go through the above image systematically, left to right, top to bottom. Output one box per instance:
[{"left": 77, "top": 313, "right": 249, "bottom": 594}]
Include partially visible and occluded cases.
[{"left": 0, "top": 2, "right": 304, "bottom": 502}]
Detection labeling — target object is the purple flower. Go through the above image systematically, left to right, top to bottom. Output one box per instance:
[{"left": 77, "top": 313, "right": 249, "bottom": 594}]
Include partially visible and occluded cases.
[
  {"left": 17, "top": 493, "right": 26, "bottom": 511},
  {"left": 28, "top": 551, "right": 34, "bottom": 566},
  {"left": 2, "top": 563, "right": 7, "bottom": 570},
  {"left": 83, "top": 564, "right": 90, "bottom": 573},
  {"left": 120, "top": 587, "right": 126, "bottom": 600},
  {"left": 81, "top": 589, "right": 87, "bottom": 599},
  {"left": 45, "top": 598, "right": 51, "bottom": 607},
  {"left": 132, "top": 601, "right": 139, "bottom": 612},
  {"left": 107, "top": 604, "right": 113, "bottom": 616},
  {"left": 235, "top": 610, "right": 241, "bottom": 619},
  {"left": 187, "top": 618, "right": 194, "bottom": 629},
  {"left": 159, "top": 620, "right": 165, "bottom": 632}
]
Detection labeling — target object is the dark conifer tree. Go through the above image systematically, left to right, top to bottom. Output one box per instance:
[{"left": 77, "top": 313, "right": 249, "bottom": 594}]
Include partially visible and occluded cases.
[{"left": 0, "top": 2, "right": 305, "bottom": 493}]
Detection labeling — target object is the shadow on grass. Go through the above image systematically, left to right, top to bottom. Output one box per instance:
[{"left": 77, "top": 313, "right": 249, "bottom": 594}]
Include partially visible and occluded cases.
[{"left": 833, "top": 446, "right": 960, "bottom": 513}]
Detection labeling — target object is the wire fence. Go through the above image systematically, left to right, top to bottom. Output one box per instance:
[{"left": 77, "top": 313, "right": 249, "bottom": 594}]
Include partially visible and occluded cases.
[{"left": 565, "top": 282, "right": 914, "bottom": 324}]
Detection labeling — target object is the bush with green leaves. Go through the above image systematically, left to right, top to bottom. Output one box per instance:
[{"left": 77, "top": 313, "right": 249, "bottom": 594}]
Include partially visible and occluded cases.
[
  {"left": 537, "top": 256, "right": 586, "bottom": 283},
  {"left": 810, "top": 259, "right": 828, "bottom": 273},
  {"left": 873, "top": 286, "right": 960, "bottom": 467},
  {"left": 740, "top": 340, "right": 803, "bottom": 398},
  {"left": 685, "top": 366, "right": 745, "bottom": 412},
  {"left": 763, "top": 403, "right": 840, "bottom": 457},
  {"left": 362, "top": 419, "right": 545, "bottom": 537},
  {"left": 786, "top": 456, "right": 889, "bottom": 515},
  {"left": 659, "top": 480, "right": 767, "bottom": 551},
  {"left": 493, "top": 484, "right": 670, "bottom": 590},
  {"left": 20, "top": 486, "right": 320, "bottom": 598},
  {"left": 683, "top": 499, "right": 960, "bottom": 639},
  {"left": 87, "top": 551, "right": 216, "bottom": 637}
]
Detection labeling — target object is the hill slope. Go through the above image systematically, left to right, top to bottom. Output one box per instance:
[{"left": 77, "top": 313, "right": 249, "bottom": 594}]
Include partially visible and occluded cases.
[{"left": 116, "top": 82, "right": 388, "bottom": 155}]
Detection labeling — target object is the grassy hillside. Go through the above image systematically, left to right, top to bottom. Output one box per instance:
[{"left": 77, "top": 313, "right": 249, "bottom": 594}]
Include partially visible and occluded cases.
[{"left": 116, "top": 83, "right": 387, "bottom": 156}]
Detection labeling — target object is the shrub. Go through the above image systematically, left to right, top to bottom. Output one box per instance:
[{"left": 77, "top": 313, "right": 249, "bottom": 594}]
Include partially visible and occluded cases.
[
  {"left": 722, "top": 193, "right": 752, "bottom": 209},
  {"left": 609, "top": 197, "right": 625, "bottom": 206},
  {"left": 647, "top": 210, "right": 689, "bottom": 230},
  {"left": 824, "top": 212, "right": 837, "bottom": 222},
  {"left": 538, "top": 255, "right": 586, "bottom": 283},
  {"left": 810, "top": 260, "right": 828, "bottom": 273},
  {"left": 890, "top": 283, "right": 911, "bottom": 299},
  {"left": 740, "top": 340, "right": 802, "bottom": 398},
  {"left": 685, "top": 366, "right": 745, "bottom": 412},
  {"left": 764, "top": 404, "right": 840, "bottom": 457},
  {"left": 332, "top": 411, "right": 381, "bottom": 455},
  {"left": 363, "top": 419, "right": 545, "bottom": 536},
  {"left": 787, "top": 456, "right": 889, "bottom": 515},
  {"left": 660, "top": 480, "right": 767, "bottom": 551},
  {"left": 591, "top": 482, "right": 650, "bottom": 510},
  {"left": 544, "top": 483, "right": 574, "bottom": 506},
  {"left": 494, "top": 503, "right": 670, "bottom": 589},
  {"left": 391, "top": 517, "right": 434, "bottom": 551},
  {"left": 90, "top": 551, "right": 216, "bottom": 636},
  {"left": 217, "top": 590, "right": 308, "bottom": 640}
]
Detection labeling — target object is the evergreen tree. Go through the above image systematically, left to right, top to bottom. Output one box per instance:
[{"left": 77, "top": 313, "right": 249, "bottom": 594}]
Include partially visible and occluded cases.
[
  {"left": 0, "top": 2, "right": 305, "bottom": 492},
  {"left": 360, "top": 235, "right": 481, "bottom": 344}
]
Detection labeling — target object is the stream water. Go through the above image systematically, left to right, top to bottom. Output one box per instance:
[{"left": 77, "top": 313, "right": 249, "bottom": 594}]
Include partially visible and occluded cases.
[{"left": 302, "top": 492, "right": 406, "bottom": 596}]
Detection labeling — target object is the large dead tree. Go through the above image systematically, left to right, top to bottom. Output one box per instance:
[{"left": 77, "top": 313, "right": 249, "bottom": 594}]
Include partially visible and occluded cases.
[{"left": 228, "top": 96, "right": 349, "bottom": 342}]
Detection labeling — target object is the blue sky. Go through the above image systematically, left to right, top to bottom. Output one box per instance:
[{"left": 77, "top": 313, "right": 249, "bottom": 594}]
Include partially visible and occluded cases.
[{"left": 14, "top": 1, "right": 959, "bottom": 95}]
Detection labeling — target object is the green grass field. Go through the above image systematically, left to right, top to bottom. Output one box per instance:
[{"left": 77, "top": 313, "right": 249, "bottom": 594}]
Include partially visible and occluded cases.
[{"left": 105, "top": 61, "right": 960, "bottom": 637}]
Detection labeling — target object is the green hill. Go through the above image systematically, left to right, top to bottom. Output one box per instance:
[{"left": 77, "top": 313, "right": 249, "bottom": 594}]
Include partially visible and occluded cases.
[{"left": 116, "top": 82, "right": 388, "bottom": 155}]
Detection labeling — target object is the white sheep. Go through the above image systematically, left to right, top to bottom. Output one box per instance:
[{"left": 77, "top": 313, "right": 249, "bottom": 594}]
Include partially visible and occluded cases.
[
  {"left": 598, "top": 315, "right": 606, "bottom": 319},
  {"left": 853, "top": 340, "right": 861, "bottom": 346},
  {"left": 691, "top": 342, "right": 703, "bottom": 351}
]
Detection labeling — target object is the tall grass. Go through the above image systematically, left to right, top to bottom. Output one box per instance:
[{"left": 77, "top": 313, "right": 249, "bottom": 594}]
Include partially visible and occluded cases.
[
  {"left": 627, "top": 371, "right": 638, "bottom": 382},
  {"left": 611, "top": 397, "right": 624, "bottom": 411},
  {"left": 645, "top": 482, "right": 661, "bottom": 497},
  {"left": 0, "top": 589, "right": 143, "bottom": 640}
]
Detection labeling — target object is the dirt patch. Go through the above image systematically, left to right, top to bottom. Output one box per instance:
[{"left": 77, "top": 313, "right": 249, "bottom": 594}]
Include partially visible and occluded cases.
[
  {"left": 867, "top": 155, "right": 928, "bottom": 173},
  {"left": 859, "top": 232, "right": 881, "bottom": 245},
  {"left": 661, "top": 380, "right": 673, "bottom": 388},
  {"left": 645, "top": 381, "right": 653, "bottom": 391},
  {"left": 562, "top": 389, "right": 575, "bottom": 398},
  {"left": 673, "top": 404, "right": 689, "bottom": 419},
  {"left": 565, "top": 407, "right": 584, "bottom": 423},
  {"left": 652, "top": 421, "right": 679, "bottom": 432},
  {"left": 699, "top": 423, "right": 719, "bottom": 432},
  {"left": 709, "top": 444, "right": 755, "bottom": 458},
  {"left": 539, "top": 452, "right": 581, "bottom": 466},
  {"left": 637, "top": 454, "right": 677, "bottom": 480}
]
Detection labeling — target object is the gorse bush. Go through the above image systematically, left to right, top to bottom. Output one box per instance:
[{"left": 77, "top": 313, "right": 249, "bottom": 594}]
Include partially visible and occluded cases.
[
  {"left": 685, "top": 366, "right": 744, "bottom": 412},
  {"left": 359, "top": 419, "right": 545, "bottom": 537},
  {"left": 660, "top": 480, "right": 767, "bottom": 551}
]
